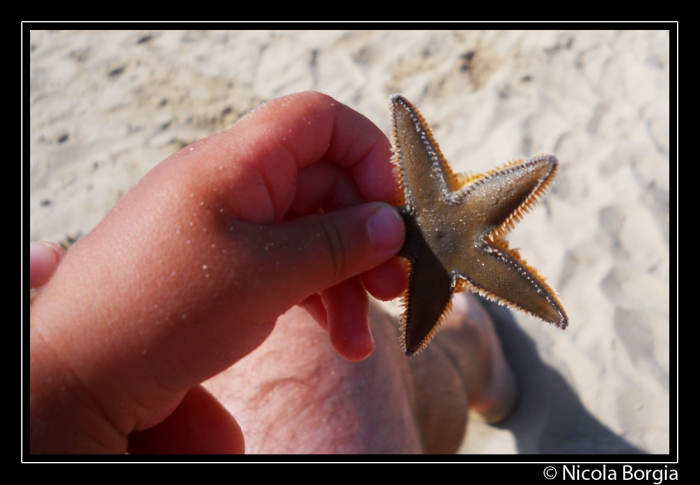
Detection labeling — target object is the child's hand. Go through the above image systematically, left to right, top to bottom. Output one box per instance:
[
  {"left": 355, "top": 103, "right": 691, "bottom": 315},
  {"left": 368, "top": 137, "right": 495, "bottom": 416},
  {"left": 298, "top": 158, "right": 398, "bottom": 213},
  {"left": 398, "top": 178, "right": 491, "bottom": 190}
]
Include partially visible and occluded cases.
[{"left": 30, "top": 92, "right": 406, "bottom": 453}]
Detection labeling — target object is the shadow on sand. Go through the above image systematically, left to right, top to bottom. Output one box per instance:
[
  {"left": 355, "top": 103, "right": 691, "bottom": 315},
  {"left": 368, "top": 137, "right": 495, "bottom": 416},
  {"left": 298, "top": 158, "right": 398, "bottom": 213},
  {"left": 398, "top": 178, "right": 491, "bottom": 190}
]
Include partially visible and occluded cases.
[{"left": 480, "top": 298, "right": 645, "bottom": 454}]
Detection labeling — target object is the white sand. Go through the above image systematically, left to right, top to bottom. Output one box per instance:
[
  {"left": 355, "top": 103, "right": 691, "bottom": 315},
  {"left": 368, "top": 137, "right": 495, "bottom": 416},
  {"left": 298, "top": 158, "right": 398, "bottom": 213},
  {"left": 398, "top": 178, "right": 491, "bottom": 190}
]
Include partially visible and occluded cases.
[{"left": 29, "top": 30, "right": 671, "bottom": 454}]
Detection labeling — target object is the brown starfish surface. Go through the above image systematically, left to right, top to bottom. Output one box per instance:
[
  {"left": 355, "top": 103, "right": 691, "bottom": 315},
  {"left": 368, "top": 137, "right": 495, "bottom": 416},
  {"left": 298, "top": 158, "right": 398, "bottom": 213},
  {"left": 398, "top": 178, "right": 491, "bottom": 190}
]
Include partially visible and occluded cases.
[{"left": 389, "top": 94, "right": 568, "bottom": 356}]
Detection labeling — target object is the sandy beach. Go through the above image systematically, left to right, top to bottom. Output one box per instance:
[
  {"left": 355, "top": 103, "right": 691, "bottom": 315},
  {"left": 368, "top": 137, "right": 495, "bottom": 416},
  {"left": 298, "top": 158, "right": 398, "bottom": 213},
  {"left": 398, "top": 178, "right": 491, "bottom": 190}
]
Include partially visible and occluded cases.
[{"left": 28, "top": 30, "right": 671, "bottom": 454}]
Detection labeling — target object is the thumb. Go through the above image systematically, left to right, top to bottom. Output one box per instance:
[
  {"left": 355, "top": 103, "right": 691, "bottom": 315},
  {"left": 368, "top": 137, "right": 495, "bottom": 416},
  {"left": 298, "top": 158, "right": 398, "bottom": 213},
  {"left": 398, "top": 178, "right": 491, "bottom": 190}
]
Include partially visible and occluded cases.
[{"left": 237, "top": 202, "right": 405, "bottom": 321}]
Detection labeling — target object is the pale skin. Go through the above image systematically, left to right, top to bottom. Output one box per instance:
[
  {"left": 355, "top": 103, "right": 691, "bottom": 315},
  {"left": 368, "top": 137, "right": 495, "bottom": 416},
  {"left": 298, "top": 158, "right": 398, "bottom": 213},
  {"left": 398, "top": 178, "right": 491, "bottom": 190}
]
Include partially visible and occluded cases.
[{"left": 29, "top": 91, "right": 516, "bottom": 454}]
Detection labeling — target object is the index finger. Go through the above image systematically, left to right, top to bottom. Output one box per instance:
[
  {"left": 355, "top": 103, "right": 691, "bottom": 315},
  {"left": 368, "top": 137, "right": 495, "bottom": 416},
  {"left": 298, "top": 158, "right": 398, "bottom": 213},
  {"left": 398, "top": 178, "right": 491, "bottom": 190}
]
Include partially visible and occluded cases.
[{"left": 174, "top": 91, "right": 398, "bottom": 224}]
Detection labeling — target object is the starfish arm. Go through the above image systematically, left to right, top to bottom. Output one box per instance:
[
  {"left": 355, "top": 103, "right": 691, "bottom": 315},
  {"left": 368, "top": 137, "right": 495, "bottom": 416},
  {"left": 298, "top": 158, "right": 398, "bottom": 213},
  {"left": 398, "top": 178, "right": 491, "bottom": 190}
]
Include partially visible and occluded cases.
[
  {"left": 390, "top": 95, "right": 461, "bottom": 209},
  {"left": 459, "top": 155, "right": 559, "bottom": 233},
  {"left": 398, "top": 207, "right": 455, "bottom": 356},
  {"left": 454, "top": 243, "right": 568, "bottom": 328}
]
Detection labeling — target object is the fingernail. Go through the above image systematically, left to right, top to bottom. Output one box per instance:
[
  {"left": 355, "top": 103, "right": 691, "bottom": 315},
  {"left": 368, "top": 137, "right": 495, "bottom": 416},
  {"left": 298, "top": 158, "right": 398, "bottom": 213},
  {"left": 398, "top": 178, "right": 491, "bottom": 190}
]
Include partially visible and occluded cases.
[
  {"left": 366, "top": 204, "right": 404, "bottom": 253},
  {"left": 30, "top": 242, "right": 61, "bottom": 266},
  {"left": 30, "top": 242, "right": 63, "bottom": 289}
]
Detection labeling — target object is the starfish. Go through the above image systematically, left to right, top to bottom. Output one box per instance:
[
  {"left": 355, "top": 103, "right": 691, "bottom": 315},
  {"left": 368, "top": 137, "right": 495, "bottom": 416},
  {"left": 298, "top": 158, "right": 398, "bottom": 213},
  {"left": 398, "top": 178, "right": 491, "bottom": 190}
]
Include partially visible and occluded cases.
[{"left": 389, "top": 94, "right": 568, "bottom": 356}]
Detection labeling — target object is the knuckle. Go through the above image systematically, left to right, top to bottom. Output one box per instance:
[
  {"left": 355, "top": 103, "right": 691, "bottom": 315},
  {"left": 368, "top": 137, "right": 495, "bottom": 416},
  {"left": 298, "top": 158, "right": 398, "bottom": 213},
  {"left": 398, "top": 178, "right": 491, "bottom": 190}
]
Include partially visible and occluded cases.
[{"left": 317, "top": 217, "right": 347, "bottom": 282}]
